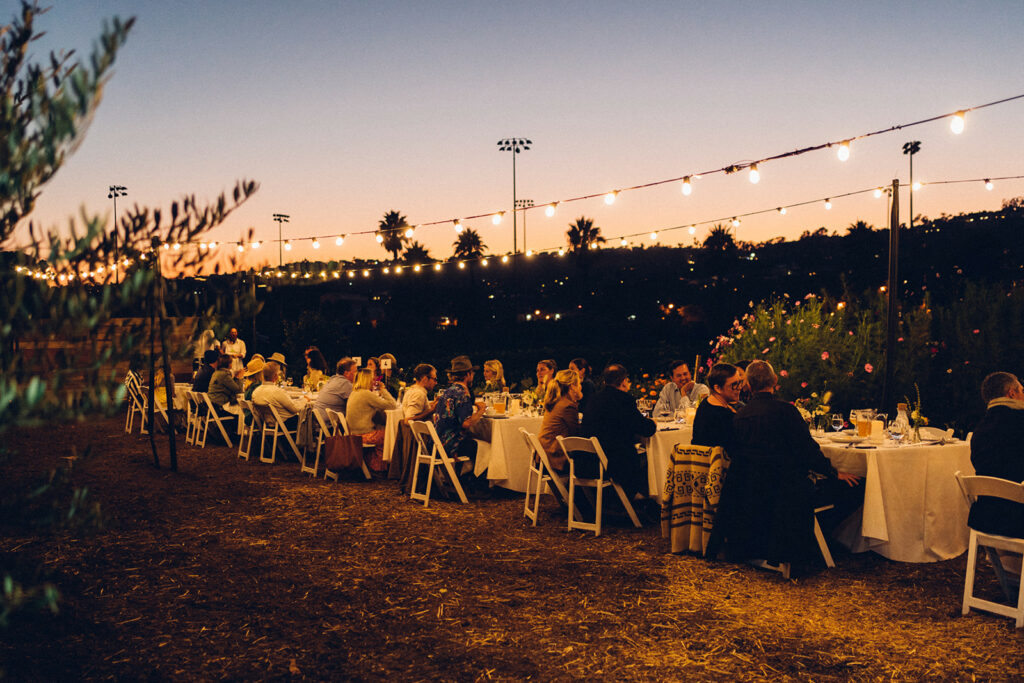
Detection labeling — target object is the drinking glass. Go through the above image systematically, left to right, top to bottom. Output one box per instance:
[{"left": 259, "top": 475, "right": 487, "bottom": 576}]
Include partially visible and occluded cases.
[
  {"left": 674, "top": 408, "right": 687, "bottom": 424},
  {"left": 831, "top": 413, "right": 844, "bottom": 431}
]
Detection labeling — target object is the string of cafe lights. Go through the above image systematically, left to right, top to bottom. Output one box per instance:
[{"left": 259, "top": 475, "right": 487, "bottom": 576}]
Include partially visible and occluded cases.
[{"left": 13, "top": 173, "right": 1024, "bottom": 284}]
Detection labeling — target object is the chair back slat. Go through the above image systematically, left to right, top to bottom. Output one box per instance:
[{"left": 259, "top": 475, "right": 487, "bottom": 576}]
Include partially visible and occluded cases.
[{"left": 956, "top": 471, "right": 1024, "bottom": 506}]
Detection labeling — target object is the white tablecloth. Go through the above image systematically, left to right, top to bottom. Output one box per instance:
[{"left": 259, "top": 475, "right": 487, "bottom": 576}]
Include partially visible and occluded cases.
[
  {"left": 382, "top": 407, "right": 406, "bottom": 462},
  {"left": 474, "top": 416, "right": 544, "bottom": 492},
  {"left": 645, "top": 423, "right": 694, "bottom": 499},
  {"left": 821, "top": 439, "right": 974, "bottom": 563}
]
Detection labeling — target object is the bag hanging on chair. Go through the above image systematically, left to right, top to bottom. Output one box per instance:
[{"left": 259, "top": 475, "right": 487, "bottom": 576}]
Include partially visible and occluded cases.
[{"left": 325, "top": 434, "right": 365, "bottom": 471}]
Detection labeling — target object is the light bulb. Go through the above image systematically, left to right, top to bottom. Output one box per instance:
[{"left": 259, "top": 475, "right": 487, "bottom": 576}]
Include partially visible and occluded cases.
[
  {"left": 950, "top": 111, "right": 965, "bottom": 135},
  {"left": 837, "top": 141, "right": 850, "bottom": 162},
  {"left": 748, "top": 164, "right": 760, "bottom": 184},
  {"left": 681, "top": 177, "right": 692, "bottom": 196},
  {"left": 985, "top": 179, "right": 994, "bottom": 191},
  {"left": 912, "top": 182, "right": 922, "bottom": 192},
  {"left": 874, "top": 188, "right": 883, "bottom": 199},
  {"left": 604, "top": 191, "right": 618, "bottom": 205},
  {"left": 824, "top": 199, "right": 832, "bottom": 210},
  {"left": 545, "top": 203, "right": 557, "bottom": 217},
  {"left": 777, "top": 207, "right": 787, "bottom": 215},
  {"left": 492, "top": 212, "right": 503, "bottom": 225},
  {"left": 731, "top": 218, "right": 740, "bottom": 227},
  {"left": 454, "top": 221, "right": 463, "bottom": 234},
  {"left": 688, "top": 225, "right": 696, "bottom": 235},
  {"left": 404, "top": 227, "right": 414, "bottom": 238},
  {"left": 650, "top": 231, "right": 658, "bottom": 240},
  {"left": 375, "top": 234, "right": 384, "bottom": 243},
  {"left": 336, "top": 236, "right": 345, "bottom": 246},
  {"left": 620, "top": 238, "right": 628, "bottom": 246},
  {"left": 312, "top": 239, "right": 320, "bottom": 249},
  {"left": 208, "top": 241, "right": 217, "bottom": 249},
  {"left": 251, "top": 241, "right": 261, "bottom": 249},
  {"left": 284, "top": 241, "right": 292, "bottom": 251},
  {"left": 199, "top": 242, "right": 207, "bottom": 250},
  {"left": 172, "top": 243, "right": 181, "bottom": 251},
  {"left": 237, "top": 243, "right": 245, "bottom": 253},
  {"left": 558, "top": 248, "right": 565, "bottom": 255},
  {"left": 526, "top": 249, "right": 533, "bottom": 257},
  {"left": 501, "top": 255, "right": 509, "bottom": 263},
  {"left": 480, "top": 259, "right": 488, "bottom": 267},
  {"left": 458, "top": 261, "right": 465, "bottom": 269},
  {"left": 433, "top": 263, "right": 441, "bottom": 271},
  {"left": 395, "top": 265, "right": 402, "bottom": 274},
  {"left": 413, "top": 265, "right": 421, "bottom": 272},
  {"left": 383, "top": 267, "right": 390, "bottom": 275},
  {"left": 363, "top": 269, "right": 370, "bottom": 277},
  {"left": 320, "top": 270, "right": 327, "bottom": 278},
  {"left": 333, "top": 271, "right": 340, "bottom": 278}
]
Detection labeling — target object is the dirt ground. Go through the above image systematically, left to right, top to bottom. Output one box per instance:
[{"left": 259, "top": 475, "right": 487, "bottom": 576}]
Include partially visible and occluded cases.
[{"left": 1, "top": 416, "right": 1022, "bottom": 681}]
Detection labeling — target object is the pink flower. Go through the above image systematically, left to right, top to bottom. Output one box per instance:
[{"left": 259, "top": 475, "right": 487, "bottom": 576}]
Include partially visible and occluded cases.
[
  {"left": 786, "top": 319, "right": 792, "bottom": 325},
  {"left": 812, "top": 323, "right": 820, "bottom": 329},
  {"left": 972, "top": 329, "right": 980, "bottom": 334},
  {"left": 848, "top": 331, "right": 854, "bottom": 336},
  {"left": 768, "top": 336, "right": 776, "bottom": 342},
  {"left": 897, "top": 337, "right": 904, "bottom": 342},
  {"left": 762, "top": 347, "right": 770, "bottom": 354},
  {"left": 821, "top": 351, "right": 830, "bottom": 360},
  {"left": 864, "top": 363, "right": 874, "bottom": 373},
  {"left": 779, "top": 370, "right": 789, "bottom": 377},
  {"left": 801, "top": 381, "right": 808, "bottom": 388}
]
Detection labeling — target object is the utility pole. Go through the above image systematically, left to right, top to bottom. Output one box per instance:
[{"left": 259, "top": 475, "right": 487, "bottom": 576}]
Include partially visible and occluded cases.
[
  {"left": 497, "top": 138, "right": 531, "bottom": 254},
  {"left": 107, "top": 185, "right": 127, "bottom": 284},
  {"left": 515, "top": 198, "right": 534, "bottom": 254}
]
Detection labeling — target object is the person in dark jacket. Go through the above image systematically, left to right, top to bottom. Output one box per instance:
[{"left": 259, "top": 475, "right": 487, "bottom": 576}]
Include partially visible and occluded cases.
[
  {"left": 192, "top": 349, "right": 219, "bottom": 393},
  {"left": 569, "top": 357, "right": 597, "bottom": 415},
  {"left": 711, "top": 360, "right": 861, "bottom": 566},
  {"left": 692, "top": 362, "right": 745, "bottom": 455},
  {"left": 581, "top": 363, "right": 657, "bottom": 500},
  {"left": 968, "top": 371, "right": 1024, "bottom": 538}
]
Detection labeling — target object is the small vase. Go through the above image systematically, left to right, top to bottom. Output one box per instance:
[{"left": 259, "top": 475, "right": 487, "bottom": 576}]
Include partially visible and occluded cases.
[{"left": 912, "top": 426, "right": 922, "bottom": 443}]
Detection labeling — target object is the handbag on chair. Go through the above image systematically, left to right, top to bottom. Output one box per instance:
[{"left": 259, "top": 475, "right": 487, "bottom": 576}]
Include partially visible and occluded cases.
[{"left": 325, "top": 434, "right": 365, "bottom": 471}]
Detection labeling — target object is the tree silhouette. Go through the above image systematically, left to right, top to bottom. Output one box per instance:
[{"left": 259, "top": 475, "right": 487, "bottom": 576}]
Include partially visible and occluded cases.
[
  {"left": 376, "top": 210, "right": 410, "bottom": 261},
  {"left": 566, "top": 216, "right": 605, "bottom": 252},
  {"left": 846, "top": 220, "right": 874, "bottom": 235},
  {"left": 703, "top": 224, "right": 737, "bottom": 254},
  {"left": 452, "top": 228, "right": 486, "bottom": 260},
  {"left": 403, "top": 241, "right": 432, "bottom": 264}
]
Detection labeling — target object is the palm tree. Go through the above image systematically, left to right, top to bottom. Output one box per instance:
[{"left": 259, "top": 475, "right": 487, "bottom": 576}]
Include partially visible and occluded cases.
[
  {"left": 376, "top": 210, "right": 410, "bottom": 261},
  {"left": 566, "top": 216, "right": 605, "bottom": 252},
  {"left": 846, "top": 220, "right": 874, "bottom": 235},
  {"left": 702, "top": 223, "right": 737, "bottom": 253},
  {"left": 452, "top": 228, "right": 486, "bottom": 260},
  {"left": 403, "top": 241, "right": 432, "bottom": 264}
]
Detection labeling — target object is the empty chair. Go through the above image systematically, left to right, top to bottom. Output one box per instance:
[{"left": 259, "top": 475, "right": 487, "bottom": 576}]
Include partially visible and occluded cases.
[
  {"left": 408, "top": 420, "right": 469, "bottom": 507},
  {"left": 520, "top": 428, "right": 580, "bottom": 526},
  {"left": 556, "top": 435, "right": 641, "bottom": 536},
  {"left": 956, "top": 471, "right": 1024, "bottom": 628}
]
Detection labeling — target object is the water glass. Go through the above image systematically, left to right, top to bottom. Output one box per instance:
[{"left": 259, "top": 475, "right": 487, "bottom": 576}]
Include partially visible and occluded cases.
[{"left": 831, "top": 413, "right": 844, "bottom": 432}]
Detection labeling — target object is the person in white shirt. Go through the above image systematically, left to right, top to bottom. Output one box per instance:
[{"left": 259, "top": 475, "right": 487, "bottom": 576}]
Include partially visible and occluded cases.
[
  {"left": 221, "top": 328, "right": 247, "bottom": 374},
  {"left": 653, "top": 360, "right": 709, "bottom": 418},
  {"left": 251, "top": 363, "right": 307, "bottom": 427},
  {"left": 402, "top": 364, "right": 439, "bottom": 420}
]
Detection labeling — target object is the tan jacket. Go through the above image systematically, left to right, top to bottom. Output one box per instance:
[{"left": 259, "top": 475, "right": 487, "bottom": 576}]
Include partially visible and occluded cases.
[
  {"left": 346, "top": 388, "right": 397, "bottom": 435},
  {"left": 539, "top": 395, "right": 580, "bottom": 470}
]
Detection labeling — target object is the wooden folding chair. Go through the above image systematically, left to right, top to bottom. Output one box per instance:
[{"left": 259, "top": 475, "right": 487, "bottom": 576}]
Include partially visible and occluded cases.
[
  {"left": 124, "top": 373, "right": 150, "bottom": 435},
  {"left": 196, "top": 393, "right": 236, "bottom": 449},
  {"left": 237, "top": 399, "right": 256, "bottom": 460},
  {"left": 323, "top": 409, "right": 371, "bottom": 481},
  {"left": 408, "top": 420, "right": 469, "bottom": 507},
  {"left": 520, "top": 428, "right": 581, "bottom": 526},
  {"left": 556, "top": 435, "right": 642, "bottom": 536},
  {"left": 956, "top": 471, "right": 1024, "bottom": 628}
]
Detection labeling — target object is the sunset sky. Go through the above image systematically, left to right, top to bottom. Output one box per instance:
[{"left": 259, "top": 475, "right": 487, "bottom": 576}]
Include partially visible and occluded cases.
[{"left": 17, "top": 1, "right": 1024, "bottom": 269}]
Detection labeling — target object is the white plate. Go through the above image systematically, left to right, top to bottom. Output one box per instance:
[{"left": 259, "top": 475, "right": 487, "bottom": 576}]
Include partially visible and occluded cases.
[{"left": 830, "top": 434, "right": 867, "bottom": 444}]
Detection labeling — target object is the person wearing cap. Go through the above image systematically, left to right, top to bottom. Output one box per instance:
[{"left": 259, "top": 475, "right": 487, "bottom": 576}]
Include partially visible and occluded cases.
[
  {"left": 192, "top": 349, "right": 220, "bottom": 393},
  {"left": 434, "top": 355, "right": 488, "bottom": 473},
  {"left": 241, "top": 357, "right": 266, "bottom": 426}
]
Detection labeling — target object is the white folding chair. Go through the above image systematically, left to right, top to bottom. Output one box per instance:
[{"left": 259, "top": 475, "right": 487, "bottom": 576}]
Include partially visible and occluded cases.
[
  {"left": 124, "top": 374, "right": 148, "bottom": 435},
  {"left": 184, "top": 391, "right": 204, "bottom": 445},
  {"left": 196, "top": 393, "right": 236, "bottom": 449},
  {"left": 237, "top": 399, "right": 256, "bottom": 460},
  {"left": 254, "top": 402, "right": 302, "bottom": 464},
  {"left": 303, "top": 408, "right": 332, "bottom": 477},
  {"left": 323, "top": 409, "right": 371, "bottom": 481},
  {"left": 408, "top": 420, "right": 469, "bottom": 507},
  {"left": 520, "top": 428, "right": 581, "bottom": 526},
  {"left": 556, "top": 435, "right": 641, "bottom": 536},
  {"left": 956, "top": 471, "right": 1024, "bottom": 628},
  {"left": 751, "top": 505, "right": 836, "bottom": 580}
]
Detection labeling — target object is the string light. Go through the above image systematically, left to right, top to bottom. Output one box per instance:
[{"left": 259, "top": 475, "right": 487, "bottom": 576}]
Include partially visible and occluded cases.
[
  {"left": 950, "top": 110, "right": 965, "bottom": 135},
  {"left": 837, "top": 141, "right": 850, "bottom": 162},
  {"left": 748, "top": 164, "right": 760, "bottom": 184},
  {"left": 682, "top": 176, "right": 693, "bottom": 196},
  {"left": 985, "top": 179, "right": 994, "bottom": 190},
  {"left": 912, "top": 182, "right": 922, "bottom": 192},
  {"left": 874, "top": 188, "right": 883, "bottom": 198},
  {"left": 604, "top": 190, "right": 618, "bottom": 205},
  {"left": 824, "top": 199, "right": 832, "bottom": 210},
  {"left": 545, "top": 202, "right": 558, "bottom": 217},
  {"left": 777, "top": 207, "right": 787, "bottom": 215},
  {"left": 492, "top": 212, "right": 504, "bottom": 225},
  {"left": 731, "top": 217, "right": 741, "bottom": 227},
  {"left": 454, "top": 220, "right": 464, "bottom": 234},
  {"left": 688, "top": 225, "right": 696, "bottom": 235},
  {"left": 404, "top": 226, "right": 415, "bottom": 238},
  {"left": 650, "top": 231, "right": 658, "bottom": 240},
  {"left": 375, "top": 234, "right": 384, "bottom": 243},
  {"left": 336, "top": 235, "right": 345, "bottom": 246},
  {"left": 620, "top": 237, "right": 628, "bottom": 246},
  {"left": 312, "top": 239, "right": 320, "bottom": 249},
  {"left": 209, "top": 241, "right": 217, "bottom": 249},
  {"left": 251, "top": 241, "right": 261, "bottom": 249},
  {"left": 285, "top": 241, "right": 293, "bottom": 251},
  {"left": 199, "top": 242, "right": 207, "bottom": 250},
  {"left": 172, "top": 243, "right": 181, "bottom": 251},
  {"left": 237, "top": 243, "right": 244, "bottom": 253},
  {"left": 558, "top": 248, "right": 566, "bottom": 255},
  {"left": 526, "top": 249, "right": 534, "bottom": 257},
  {"left": 501, "top": 255, "right": 509, "bottom": 263},
  {"left": 480, "top": 258, "right": 488, "bottom": 267},
  {"left": 458, "top": 261, "right": 466, "bottom": 269},
  {"left": 433, "top": 263, "right": 442, "bottom": 271},
  {"left": 413, "top": 264, "right": 421, "bottom": 272},
  {"left": 395, "top": 265, "right": 403, "bottom": 274},
  {"left": 383, "top": 267, "right": 390, "bottom": 275},
  {"left": 363, "top": 269, "right": 370, "bottom": 277}
]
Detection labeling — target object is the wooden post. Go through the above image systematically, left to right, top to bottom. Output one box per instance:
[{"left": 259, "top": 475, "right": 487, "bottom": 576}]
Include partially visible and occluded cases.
[{"left": 882, "top": 179, "right": 900, "bottom": 412}]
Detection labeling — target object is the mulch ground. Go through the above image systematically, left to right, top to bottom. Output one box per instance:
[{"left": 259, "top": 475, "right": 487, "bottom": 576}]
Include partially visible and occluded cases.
[{"left": 1, "top": 416, "right": 1023, "bottom": 681}]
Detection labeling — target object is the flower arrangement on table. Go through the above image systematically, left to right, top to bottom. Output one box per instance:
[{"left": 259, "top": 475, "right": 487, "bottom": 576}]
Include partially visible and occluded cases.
[
  {"left": 904, "top": 383, "right": 928, "bottom": 441},
  {"left": 795, "top": 390, "right": 832, "bottom": 429}
]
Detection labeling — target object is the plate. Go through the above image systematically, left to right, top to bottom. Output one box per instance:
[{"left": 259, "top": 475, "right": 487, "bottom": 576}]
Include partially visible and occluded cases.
[{"left": 830, "top": 434, "right": 867, "bottom": 444}]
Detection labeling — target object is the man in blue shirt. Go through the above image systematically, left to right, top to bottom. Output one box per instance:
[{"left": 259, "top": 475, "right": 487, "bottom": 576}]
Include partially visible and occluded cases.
[{"left": 653, "top": 360, "right": 709, "bottom": 418}]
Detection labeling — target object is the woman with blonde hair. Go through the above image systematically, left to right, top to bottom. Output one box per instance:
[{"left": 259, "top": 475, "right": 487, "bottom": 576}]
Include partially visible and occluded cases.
[
  {"left": 482, "top": 359, "right": 506, "bottom": 393},
  {"left": 345, "top": 367, "right": 397, "bottom": 472},
  {"left": 538, "top": 369, "right": 582, "bottom": 471}
]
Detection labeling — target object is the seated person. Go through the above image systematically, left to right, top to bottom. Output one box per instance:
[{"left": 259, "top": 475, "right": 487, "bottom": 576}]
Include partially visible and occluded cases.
[
  {"left": 303, "top": 346, "right": 329, "bottom": 390},
  {"left": 192, "top": 349, "right": 219, "bottom": 393},
  {"left": 267, "top": 352, "right": 289, "bottom": 382},
  {"left": 379, "top": 353, "right": 402, "bottom": 396},
  {"left": 208, "top": 354, "right": 244, "bottom": 415},
  {"left": 434, "top": 355, "right": 488, "bottom": 473},
  {"left": 241, "top": 357, "right": 266, "bottom": 425},
  {"left": 569, "top": 357, "right": 596, "bottom": 414},
  {"left": 316, "top": 358, "right": 357, "bottom": 414},
  {"left": 482, "top": 359, "right": 507, "bottom": 394},
  {"left": 533, "top": 359, "right": 557, "bottom": 403},
  {"left": 653, "top": 359, "right": 709, "bottom": 418},
  {"left": 711, "top": 361, "right": 861, "bottom": 567},
  {"left": 691, "top": 362, "right": 745, "bottom": 455},
  {"left": 251, "top": 363, "right": 307, "bottom": 431},
  {"left": 402, "top": 364, "right": 439, "bottom": 421},
  {"left": 581, "top": 364, "right": 657, "bottom": 501},
  {"left": 153, "top": 368, "right": 174, "bottom": 411},
  {"left": 345, "top": 368, "right": 397, "bottom": 472},
  {"left": 539, "top": 369, "right": 582, "bottom": 472},
  {"left": 968, "top": 371, "right": 1024, "bottom": 539}
]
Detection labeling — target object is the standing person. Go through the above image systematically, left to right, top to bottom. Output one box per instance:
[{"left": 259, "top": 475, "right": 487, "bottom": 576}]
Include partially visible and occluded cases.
[
  {"left": 220, "top": 327, "right": 246, "bottom": 374},
  {"left": 303, "top": 346, "right": 328, "bottom": 389},
  {"left": 192, "top": 349, "right": 219, "bottom": 393},
  {"left": 434, "top": 355, "right": 488, "bottom": 474},
  {"left": 569, "top": 357, "right": 596, "bottom": 414},
  {"left": 315, "top": 358, "right": 357, "bottom": 414},
  {"left": 534, "top": 359, "right": 557, "bottom": 403},
  {"left": 482, "top": 360, "right": 507, "bottom": 393},
  {"left": 653, "top": 360, "right": 709, "bottom": 418},
  {"left": 691, "top": 363, "right": 745, "bottom": 455},
  {"left": 402, "top": 364, "right": 439, "bottom": 421},
  {"left": 582, "top": 364, "right": 657, "bottom": 502},
  {"left": 346, "top": 368, "right": 397, "bottom": 472},
  {"left": 539, "top": 369, "right": 582, "bottom": 472},
  {"left": 968, "top": 372, "right": 1024, "bottom": 538}
]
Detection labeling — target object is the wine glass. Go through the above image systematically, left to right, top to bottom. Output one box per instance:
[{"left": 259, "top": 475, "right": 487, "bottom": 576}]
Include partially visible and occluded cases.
[{"left": 831, "top": 413, "right": 844, "bottom": 432}]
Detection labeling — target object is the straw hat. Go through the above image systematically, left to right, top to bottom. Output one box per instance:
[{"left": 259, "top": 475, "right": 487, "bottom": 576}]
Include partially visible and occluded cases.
[
  {"left": 268, "top": 352, "right": 287, "bottom": 366},
  {"left": 243, "top": 357, "right": 266, "bottom": 378}
]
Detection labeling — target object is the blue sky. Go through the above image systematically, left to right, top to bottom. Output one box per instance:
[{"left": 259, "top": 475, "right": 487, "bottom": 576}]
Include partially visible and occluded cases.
[{"left": 17, "top": 0, "right": 1024, "bottom": 268}]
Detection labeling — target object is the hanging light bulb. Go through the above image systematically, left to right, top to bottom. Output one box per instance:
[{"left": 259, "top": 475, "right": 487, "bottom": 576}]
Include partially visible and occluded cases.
[
  {"left": 950, "top": 110, "right": 965, "bottom": 135},
  {"left": 837, "top": 141, "right": 850, "bottom": 162},
  {"left": 748, "top": 164, "right": 760, "bottom": 184},
  {"left": 681, "top": 176, "right": 692, "bottom": 196},
  {"left": 985, "top": 179, "right": 994, "bottom": 191},
  {"left": 912, "top": 182, "right": 922, "bottom": 192},
  {"left": 874, "top": 188, "right": 883, "bottom": 199},
  {"left": 604, "top": 190, "right": 618, "bottom": 205},
  {"left": 824, "top": 199, "right": 832, "bottom": 210},
  {"left": 545, "top": 202, "right": 558, "bottom": 217},
  {"left": 777, "top": 207, "right": 787, "bottom": 215},
  {"left": 492, "top": 212, "right": 503, "bottom": 225},
  {"left": 731, "top": 217, "right": 741, "bottom": 227},
  {"left": 454, "top": 220, "right": 464, "bottom": 234},
  {"left": 688, "top": 225, "right": 696, "bottom": 235},
  {"left": 404, "top": 226, "right": 415, "bottom": 238},
  {"left": 650, "top": 231, "right": 658, "bottom": 240},
  {"left": 375, "top": 233, "right": 384, "bottom": 243},
  {"left": 336, "top": 235, "right": 345, "bottom": 246},
  {"left": 620, "top": 237, "right": 628, "bottom": 246},
  {"left": 312, "top": 239, "right": 320, "bottom": 249},
  {"left": 208, "top": 241, "right": 218, "bottom": 249},
  {"left": 251, "top": 241, "right": 261, "bottom": 249},
  {"left": 284, "top": 241, "right": 293, "bottom": 251},
  {"left": 172, "top": 242, "right": 181, "bottom": 251},
  {"left": 199, "top": 242, "right": 208, "bottom": 250},
  {"left": 237, "top": 243, "right": 245, "bottom": 253},
  {"left": 558, "top": 248, "right": 566, "bottom": 256},
  {"left": 525, "top": 249, "right": 533, "bottom": 257},
  {"left": 501, "top": 255, "right": 509, "bottom": 263},
  {"left": 480, "top": 258, "right": 488, "bottom": 267},
  {"left": 457, "top": 261, "right": 466, "bottom": 270},
  {"left": 433, "top": 263, "right": 442, "bottom": 271},
  {"left": 413, "top": 264, "right": 421, "bottom": 273},
  {"left": 395, "top": 265, "right": 403, "bottom": 274},
  {"left": 382, "top": 267, "right": 390, "bottom": 275},
  {"left": 363, "top": 269, "right": 370, "bottom": 277},
  {"left": 333, "top": 271, "right": 340, "bottom": 278}
]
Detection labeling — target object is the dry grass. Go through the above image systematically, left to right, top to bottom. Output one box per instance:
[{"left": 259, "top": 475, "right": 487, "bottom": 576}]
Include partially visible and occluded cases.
[{"left": 1, "top": 416, "right": 1022, "bottom": 681}]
